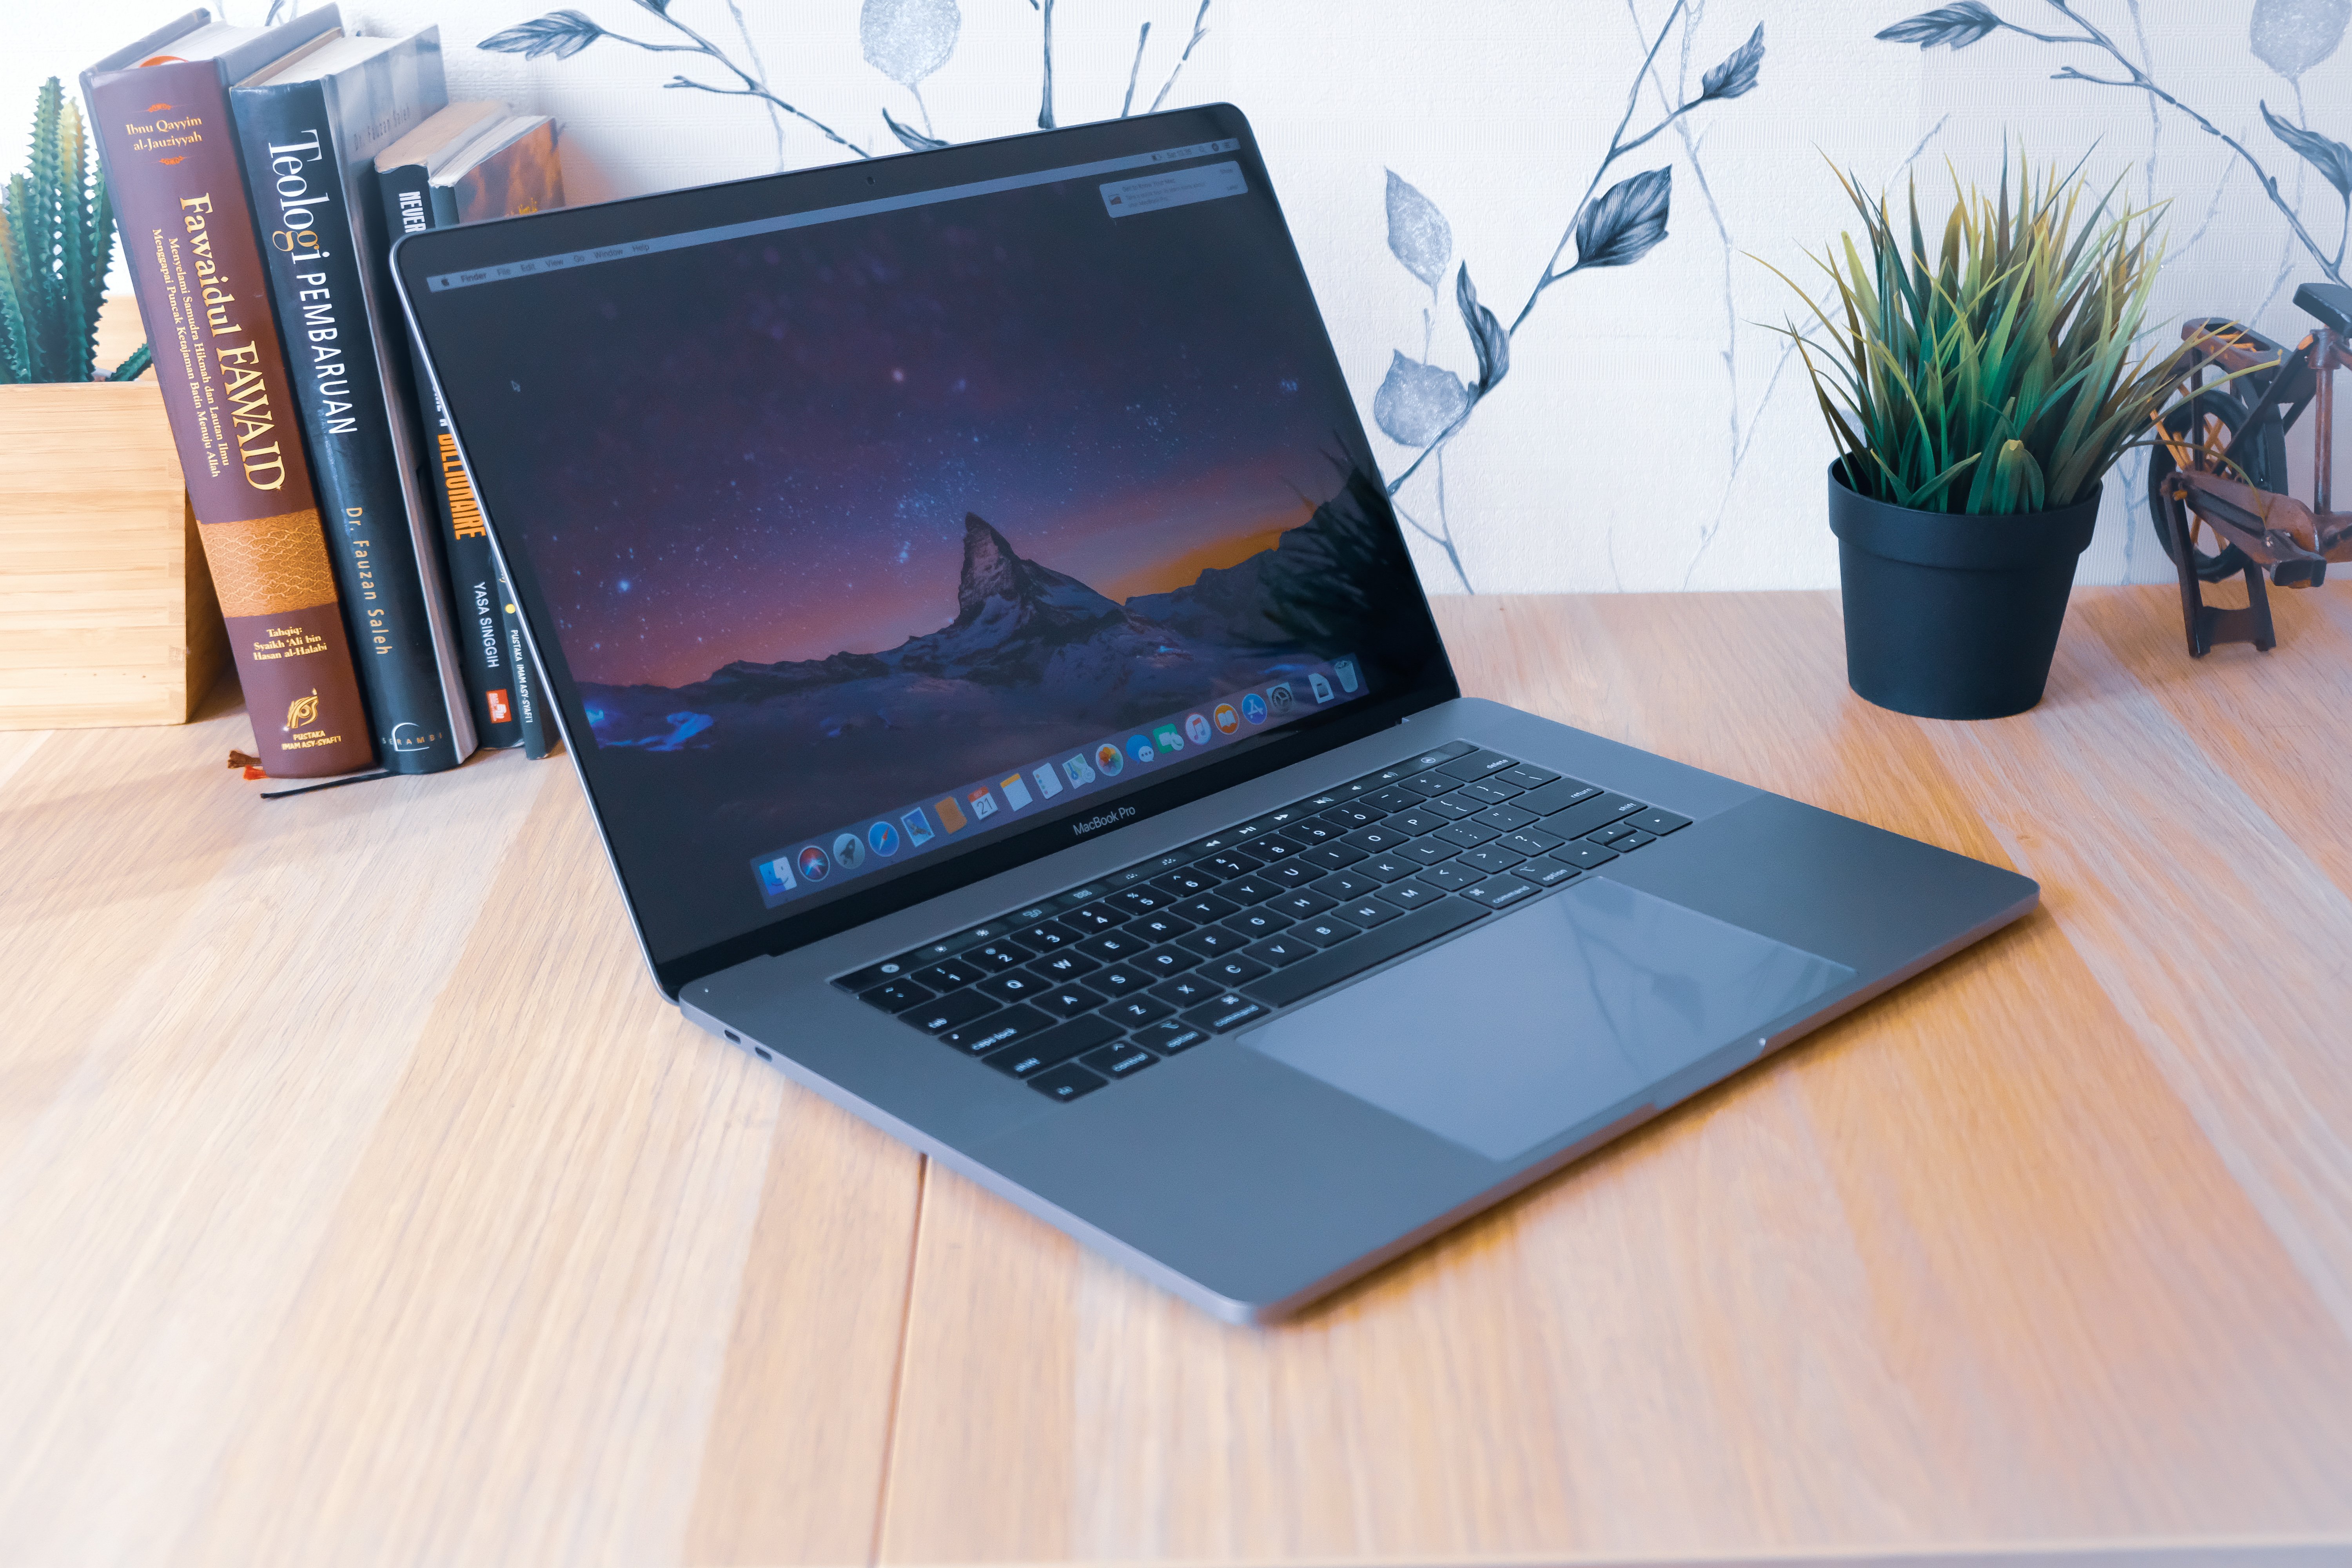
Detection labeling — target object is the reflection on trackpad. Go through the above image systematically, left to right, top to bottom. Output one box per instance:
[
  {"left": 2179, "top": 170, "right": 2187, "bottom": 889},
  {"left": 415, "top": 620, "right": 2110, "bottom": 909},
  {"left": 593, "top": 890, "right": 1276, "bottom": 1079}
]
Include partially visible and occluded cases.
[{"left": 1246, "top": 880, "right": 1854, "bottom": 1161}]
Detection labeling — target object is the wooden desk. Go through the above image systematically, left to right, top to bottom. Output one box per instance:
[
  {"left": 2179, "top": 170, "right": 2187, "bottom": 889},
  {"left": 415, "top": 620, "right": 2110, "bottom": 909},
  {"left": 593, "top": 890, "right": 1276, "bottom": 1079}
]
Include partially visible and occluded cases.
[{"left": 3, "top": 588, "right": 2349, "bottom": 1566}]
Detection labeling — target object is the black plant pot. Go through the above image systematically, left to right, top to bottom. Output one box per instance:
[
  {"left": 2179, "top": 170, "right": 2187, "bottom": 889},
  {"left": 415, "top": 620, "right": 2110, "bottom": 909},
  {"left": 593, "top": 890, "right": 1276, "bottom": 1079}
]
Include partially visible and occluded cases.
[{"left": 1828, "top": 464, "right": 2100, "bottom": 720}]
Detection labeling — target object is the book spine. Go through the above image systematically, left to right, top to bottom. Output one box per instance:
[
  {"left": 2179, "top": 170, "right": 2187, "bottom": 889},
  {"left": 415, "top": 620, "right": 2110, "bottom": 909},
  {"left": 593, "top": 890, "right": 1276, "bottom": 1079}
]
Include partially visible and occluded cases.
[
  {"left": 81, "top": 61, "right": 374, "bottom": 778},
  {"left": 233, "top": 79, "right": 466, "bottom": 773},
  {"left": 381, "top": 166, "right": 519, "bottom": 748},
  {"left": 495, "top": 554, "right": 555, "bottom": 759}
]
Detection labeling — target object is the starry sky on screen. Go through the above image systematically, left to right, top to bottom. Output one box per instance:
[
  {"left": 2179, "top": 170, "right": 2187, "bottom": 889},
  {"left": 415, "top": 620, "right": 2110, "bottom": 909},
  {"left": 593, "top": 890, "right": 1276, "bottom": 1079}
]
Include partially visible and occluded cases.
[{"left": 512, "top": 178, "right": 1341, "bottom": 689}]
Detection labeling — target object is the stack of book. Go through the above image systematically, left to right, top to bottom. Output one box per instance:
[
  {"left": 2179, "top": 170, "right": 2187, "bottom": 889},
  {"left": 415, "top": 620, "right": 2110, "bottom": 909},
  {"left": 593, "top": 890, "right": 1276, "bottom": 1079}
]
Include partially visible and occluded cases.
[{"left": 82, "top": 5, "right": 561, "bottom": 779}]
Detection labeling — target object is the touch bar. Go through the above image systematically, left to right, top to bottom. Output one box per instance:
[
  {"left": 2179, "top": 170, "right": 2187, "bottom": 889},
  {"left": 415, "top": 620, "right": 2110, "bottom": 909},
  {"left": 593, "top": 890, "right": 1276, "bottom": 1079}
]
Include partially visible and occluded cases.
[{"left": 423, "top": 137, "right": 1244, "bottom": 294}]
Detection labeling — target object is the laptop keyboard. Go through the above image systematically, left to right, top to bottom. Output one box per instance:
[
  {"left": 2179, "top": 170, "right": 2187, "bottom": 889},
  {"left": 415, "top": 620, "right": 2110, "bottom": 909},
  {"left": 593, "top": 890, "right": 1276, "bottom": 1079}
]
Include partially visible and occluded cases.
[{"left": 831, "top": 740, "right": 1690, "bottom": 1103}]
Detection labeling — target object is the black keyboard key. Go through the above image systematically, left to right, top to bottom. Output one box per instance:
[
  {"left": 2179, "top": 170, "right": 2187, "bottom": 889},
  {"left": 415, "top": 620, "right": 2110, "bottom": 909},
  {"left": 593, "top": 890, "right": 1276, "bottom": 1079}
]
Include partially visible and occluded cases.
[
  {"left": 1401, "top": 740, "right": 1477, "bottom": 769},
  {"left": 1437, "top": 750, "right": 1518, "bottom": 781},
  {"left": 1499, "top": 763, "right": 1561, "bottom": 788},
  {"left": 1400, "top": 772, "right": 1460, "bottom": 798},
  {"left": 1517, "top": 778, "right": 1602, "bottom": 816},
  {"left": 1455, "top": 779, "right": 1523, "bottom": 807},
  {"left": 1362, "top": 787, "right": 1423, "bottom": 813},
  {"left": 1289, "top": 791, "right": 1346, "bottom": 814},
  {"left": 1417, "top": 792, "right": 1479, "bottom": 820},
  {"left": 1546, "top": 795, "right": 1647, "bottom": 840},
  {"left": 1472, "top": 802, "right": 1539, "bottom": 833},
  {"left": 1254, "top": 803, "right": 1323, "bottom": 833},
  {"left": 1319, "top": 803, "right": 1383, "bottom": 828},
  {"left": 1386, "top": 807, "right": 1450, "bottom": 836},
  {"left": 1626, "top": 808, "right": 1691, "bottom": 837},
  {"left": 1282, "top": 817, "right": 1343, "bottom": 844},
  {"left": 1587, "top": 820, "right": 1641, "bottom": 846},
  {"left": 1434, "top": 821, "right": 1498, "bottom": 849},
  {"left": 1341, "top": 824, "right": 1408, "bottom": 854},
  {"left": 1496, "top": 829, "right": 1566, "bottom": 858},
  {"left": 1612, "top": 829, "right": 1659, "bottom": 852},
  {"left": 1251, "top": 835, "right": 1307, "bottom": 862},
  {"left": 1399, "top": 840, "right": 1455, "bottom": 867},
  {"left": 1302, "top": 841, "right": 1366, "bottom": 871},
  {"left": 1556, "top": 842, "right": 1622, "bottom": 869},
  {"left": 1455, "top": 844, "right": 1526, "bottom": 875},
  {"left": 1202, "top": 852, "right": 1264, "bottom": 879},
  {"left": 1356, "top": 855, "right": 1416, "bottom": 882},
  {"left": 1518, "top": 857, "right": 1583, "bottom": 886},
  {"left": 1259, "top": 861, "right": 1318, "bottom": 889},
  {"left": 1417, "top": 862, "right": 1479, "bottom": 891},
  {"left": 1151, "top": 866, "right": 1224, "bottom": 897},
  {"left": 1310, "top": 870, "right": 1381, "bottom": 901},
  {"left": 1461, "top": 874, "right": 1539, "bottom": 909},
  {"left": 1220, "top": 876, "right": 1281, "bottom": 906},
  {"left": 1377, "top": 880, "right": 1444, "bottom": 910},
  {"left": 1054, "top": 883, "right": 1112, "bottom": 908},
  {"left": 1113, "top": 886, "right": 1176, "bottom": 914},
  {"left": 1272, "top": 889, "right": 1339, "bottom": 919},
  {"left": 1170, "top": 892, "right": 1241, "bottom": 924},
  {"left": 1336, "top": 897, "right": 1402, "bottom": 929},
  {"left": 1246, "top": 898, "right": 1489, "bottom": 1007},
  {"left": 1003, "top": 902, "right": 1061, "bottom": 925},
  {"left": 1062, "top": 902, "right": 1129, "bottom": 933},
  {"left": 1223, "top": 906, "right": 1293, "bottom": 938},
  {"left": 1126, "top": 911, "right": 1196, "bottom": 944},
  {"left": 1293, "top": 913, "right": 1359, "bottom": 946},
  {"left": 1016, "top": 919, "right": 1086, "bottom": 951},
  {"left": 1175, "top": 925, "right": 1248, "bottom": 957},
  {"left": 1080, "top": 928, "right": 1152, "bottom": 963},
  {"left": 1243, "top": 933, "right": 1316, "bottom": 967},
  {"left": 965, "top": 939, "right": 1035, "bottom": 971},
  {"left": 1132, "top": 943, "right": 1203, "bottom": 977},
  {"left": 1032, "top": 949, "right": 1103, "bottom": 980},
  {"left": 1198, "top": 953, "right": 1272, "bottom": 987},
  {"left": 836, "top": 957, "right": 918, "bottom": 992},
  {"left": 911, "top": 958, "right": 984, "bottom": 992},
  {"left": 1090, "top": 964, "right": 1155, "bottom": 996},
  {"left": 976, "top": 970, "right": 1051, "bottom": 1004},
  {"left": 1149, "top": 973, "right": 1221, "bottom": 1008},
  {"left": 858, "top": 978, "right": 935, "bottom": 1013},
  {"left": 1035, "top": 981, "right": 1108, "bottom": 1017},
  {"left": 906, "top": 988, "right": 999, "bottom": 1034},
  {"left": 1183, "top": 992, "right": 1269, "bottom": 1033},
  {"left": 1100, "top": 993, "right": 1176, "bottom": 1027},
  {"left": 939, "top": 1004, "right": 1052, "bottom": 1056},
  {"left": 986, "top": 1014, "right": 1120, "bottom": 1076},
  {"left": 1135, "top": 1018, "right": 1209, "bottom": 1054},
  {"left": 1080, "top": 1040, "right": 1160, "bottom": 1078},
  {"left": 1027, "top": 1063, "right": 1109, "bottom": 1102}
]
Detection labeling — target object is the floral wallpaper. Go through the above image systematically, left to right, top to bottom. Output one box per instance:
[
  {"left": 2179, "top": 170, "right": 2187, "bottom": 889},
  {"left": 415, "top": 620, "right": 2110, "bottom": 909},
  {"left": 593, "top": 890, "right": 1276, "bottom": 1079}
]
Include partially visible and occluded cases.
[{"left": 18, "top": 0, "right": 2350, "bottom": 594}]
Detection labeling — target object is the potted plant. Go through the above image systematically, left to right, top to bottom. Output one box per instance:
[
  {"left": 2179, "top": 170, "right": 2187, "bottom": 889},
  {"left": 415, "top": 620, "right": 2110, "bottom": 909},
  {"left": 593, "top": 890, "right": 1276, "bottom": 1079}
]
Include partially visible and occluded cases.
[
  {"left": 1, "top": 78, "right": 223, "bottom": 730},
  {"left": 1771, "top": 157, "right": 2193, "bottom": 719}
]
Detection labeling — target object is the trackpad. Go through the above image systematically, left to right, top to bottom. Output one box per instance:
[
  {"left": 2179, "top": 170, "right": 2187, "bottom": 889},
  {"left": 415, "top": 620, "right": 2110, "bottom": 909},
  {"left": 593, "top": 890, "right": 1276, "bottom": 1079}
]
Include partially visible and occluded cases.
[{"left": 1245, "top": 879, "right": 1855, "bottom": 1161}]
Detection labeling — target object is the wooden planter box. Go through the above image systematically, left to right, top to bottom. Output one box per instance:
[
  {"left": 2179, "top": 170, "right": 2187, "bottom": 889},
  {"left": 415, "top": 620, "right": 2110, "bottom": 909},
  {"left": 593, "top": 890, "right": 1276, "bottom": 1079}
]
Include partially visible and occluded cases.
[{"left": 0, "top": 376, "right": 226, "bottom": 729}]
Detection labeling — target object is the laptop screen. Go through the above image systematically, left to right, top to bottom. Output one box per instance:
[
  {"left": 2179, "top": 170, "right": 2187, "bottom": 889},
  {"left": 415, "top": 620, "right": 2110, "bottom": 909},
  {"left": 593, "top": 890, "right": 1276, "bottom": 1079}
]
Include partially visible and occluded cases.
[{"left": 403, "top": 111, "right": 1453, "bottom": 976}]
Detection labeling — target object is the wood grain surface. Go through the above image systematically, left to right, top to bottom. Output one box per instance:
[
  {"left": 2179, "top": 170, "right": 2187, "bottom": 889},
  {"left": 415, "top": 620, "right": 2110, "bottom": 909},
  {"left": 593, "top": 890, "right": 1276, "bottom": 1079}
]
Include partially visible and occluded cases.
[{"left": 2, "top": 588, "right": 2348, "bottom": 1567}]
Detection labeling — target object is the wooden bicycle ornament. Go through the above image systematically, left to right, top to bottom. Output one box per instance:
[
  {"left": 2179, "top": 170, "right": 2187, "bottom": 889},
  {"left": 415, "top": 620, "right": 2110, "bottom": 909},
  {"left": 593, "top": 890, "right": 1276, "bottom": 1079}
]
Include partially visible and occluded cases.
[{"left": 2149, "top": 282, "right": 2350, "bottom": 657}]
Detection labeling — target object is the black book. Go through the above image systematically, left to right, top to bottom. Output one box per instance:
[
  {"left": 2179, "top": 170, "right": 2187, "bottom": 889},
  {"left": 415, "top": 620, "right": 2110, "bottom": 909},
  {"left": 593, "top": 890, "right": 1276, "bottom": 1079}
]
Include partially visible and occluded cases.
[
  {"left": 230, "top": 26, "right": 475, "bottom": 772},
  {"left": 375, "top": 106, "right": 563, "bottom": 755}
]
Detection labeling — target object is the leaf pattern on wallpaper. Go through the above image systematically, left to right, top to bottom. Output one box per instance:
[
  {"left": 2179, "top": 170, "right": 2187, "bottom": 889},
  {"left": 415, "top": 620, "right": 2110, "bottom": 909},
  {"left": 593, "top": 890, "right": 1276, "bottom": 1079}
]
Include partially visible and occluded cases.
[
  {"left": 861, "top": 0, "right": 962, "bottom": 88},
  {"left": 2250, "top": 0, "right": 2351, "bottom": 80},
  {"left": 1875, "top": 2, "right": 2004, "bottom": 51},
  {"left": 479, "top": 8, "right": 607, "bottom": 60},
  {"left": 1702, "top": 24, "right": 1767, "bottom": 100},
  {"left": 2263, "top": 101, "right": 2352, "bottom": 199},
  {"left": 883, "top": 107, "right": 949, "bottom": 151},
  {"left": 1573, "top": 168, "right": 1672, "bottom": 270},
  {"left": 1384, "top": 171, "right": 1454, "bottom": 292},
  {"left": 1455, "top": 264, "right": 1508, "bottom": 393},
  {"left": 1374, "top": 352, "right": 1470, "bottom": 448}
]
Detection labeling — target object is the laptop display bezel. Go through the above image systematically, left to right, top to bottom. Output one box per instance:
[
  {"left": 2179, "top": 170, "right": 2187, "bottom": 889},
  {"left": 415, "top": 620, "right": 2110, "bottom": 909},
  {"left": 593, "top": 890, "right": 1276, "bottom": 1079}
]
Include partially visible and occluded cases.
[{"left": 394, "top": 104, "right": 1462, "bottom": 999}]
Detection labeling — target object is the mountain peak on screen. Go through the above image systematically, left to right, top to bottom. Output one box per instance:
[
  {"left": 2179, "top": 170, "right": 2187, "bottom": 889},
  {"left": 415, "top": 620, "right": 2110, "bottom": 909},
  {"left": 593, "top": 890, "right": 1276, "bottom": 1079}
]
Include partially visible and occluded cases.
[{"left": 955, "top": 513, "right": 1123, "bottom": 633}]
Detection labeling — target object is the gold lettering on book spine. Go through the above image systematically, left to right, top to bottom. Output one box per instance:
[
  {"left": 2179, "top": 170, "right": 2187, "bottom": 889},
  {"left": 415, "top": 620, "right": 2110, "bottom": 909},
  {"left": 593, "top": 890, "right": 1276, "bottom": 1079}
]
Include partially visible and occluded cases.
[{"left": 201, "top": 507, "right": 340, "bottom": 616}]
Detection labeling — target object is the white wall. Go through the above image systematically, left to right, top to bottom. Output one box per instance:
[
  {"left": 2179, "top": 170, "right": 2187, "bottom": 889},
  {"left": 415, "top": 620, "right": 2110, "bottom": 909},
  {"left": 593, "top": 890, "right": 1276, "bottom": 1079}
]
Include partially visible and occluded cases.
[{"left": 16, "top": 0, "right": 2352, "bottom": 593}]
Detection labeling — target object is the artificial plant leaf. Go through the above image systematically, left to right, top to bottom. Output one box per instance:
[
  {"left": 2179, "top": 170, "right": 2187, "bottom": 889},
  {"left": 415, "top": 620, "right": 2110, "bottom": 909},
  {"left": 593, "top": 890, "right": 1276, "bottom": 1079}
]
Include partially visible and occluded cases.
[
  {"left": 860, "top": 0, "right": 962, "bottom": 88},
  {"left": 2249, "top": 0, "right": 2350, "bottom": 81},
  {"left": 1875, "top": 2, "right": 2004, "bottom": 49},
  {"left": 478, "top": 10, "right": 606, "bottom": 60},
  {"left": 1701, "top": 24, "right": 1766, "bottom": 100},
  {"left": 2259, "top": 101, "right": 2352, "bottom": 200},
  {"left": 882, "top": 107, "right": 947, "bottom": 151},
  {"left": 1573, "top": 167, "right": 1670, "bottom": 270},
  {"left": 1383, "top": 170, "right": 1452, "bottom": 291},
  {"left": 1455, "top": 263, "right": 1509, "bottom": 393},
  {"left": 1372, "top": 350, "right": 1470, "bottom": 448}
]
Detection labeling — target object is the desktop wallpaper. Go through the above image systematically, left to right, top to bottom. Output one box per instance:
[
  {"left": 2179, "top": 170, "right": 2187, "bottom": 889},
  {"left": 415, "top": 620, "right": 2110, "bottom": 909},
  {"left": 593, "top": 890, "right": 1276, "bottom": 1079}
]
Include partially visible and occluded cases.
[{"left": 445, "top": 163, "right": 1435, "bottom": 954}]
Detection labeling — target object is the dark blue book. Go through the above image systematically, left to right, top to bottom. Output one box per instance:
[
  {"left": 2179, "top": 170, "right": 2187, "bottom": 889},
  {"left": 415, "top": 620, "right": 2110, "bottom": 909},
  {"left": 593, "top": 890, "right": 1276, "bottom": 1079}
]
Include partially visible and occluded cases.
[{"left": 231, "top": 25, "right": 474, "bottom": 771}]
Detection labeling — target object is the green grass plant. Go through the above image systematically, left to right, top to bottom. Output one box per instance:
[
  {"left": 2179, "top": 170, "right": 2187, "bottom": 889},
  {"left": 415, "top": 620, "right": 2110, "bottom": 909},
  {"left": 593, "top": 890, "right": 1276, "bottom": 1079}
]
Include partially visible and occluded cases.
[{"left": 1767, "top": 154, "right": 2190, "bottom": 516}]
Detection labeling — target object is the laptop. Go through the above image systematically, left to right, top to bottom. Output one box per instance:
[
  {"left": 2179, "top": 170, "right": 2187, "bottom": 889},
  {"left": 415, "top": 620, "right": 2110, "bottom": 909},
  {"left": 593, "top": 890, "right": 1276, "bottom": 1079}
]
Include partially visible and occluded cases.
[{"left": 395, "top": 105, "right": 2038, "bottom": 1322}]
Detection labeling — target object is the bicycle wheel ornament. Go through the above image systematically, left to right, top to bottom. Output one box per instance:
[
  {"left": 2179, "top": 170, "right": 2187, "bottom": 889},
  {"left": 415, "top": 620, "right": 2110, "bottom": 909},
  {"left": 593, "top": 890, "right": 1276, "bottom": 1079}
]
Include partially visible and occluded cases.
[{"left": 2147, "top": 386, "right": 2283, "bottom": 584}]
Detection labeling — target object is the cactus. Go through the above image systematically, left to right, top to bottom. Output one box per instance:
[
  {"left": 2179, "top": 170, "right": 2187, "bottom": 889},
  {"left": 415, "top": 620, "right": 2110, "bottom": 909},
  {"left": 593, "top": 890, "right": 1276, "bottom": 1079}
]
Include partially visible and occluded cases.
[{"left": 0, "top": 78, "right": 147, "bottom": 385}]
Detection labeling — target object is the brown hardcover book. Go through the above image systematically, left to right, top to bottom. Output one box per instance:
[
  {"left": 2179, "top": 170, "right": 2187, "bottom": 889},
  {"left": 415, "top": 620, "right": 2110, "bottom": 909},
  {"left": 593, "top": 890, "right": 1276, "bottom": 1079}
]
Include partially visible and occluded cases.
[{"left": 83, "top": 9, "right": 374, "bottom": 777}]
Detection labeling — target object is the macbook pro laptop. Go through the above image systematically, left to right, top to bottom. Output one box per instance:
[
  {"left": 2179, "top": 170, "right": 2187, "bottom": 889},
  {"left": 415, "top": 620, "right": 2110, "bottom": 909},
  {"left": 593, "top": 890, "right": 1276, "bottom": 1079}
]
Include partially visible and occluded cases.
[{"left": 395, "top": 105, "right": 2038, "bottom": 1322}]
